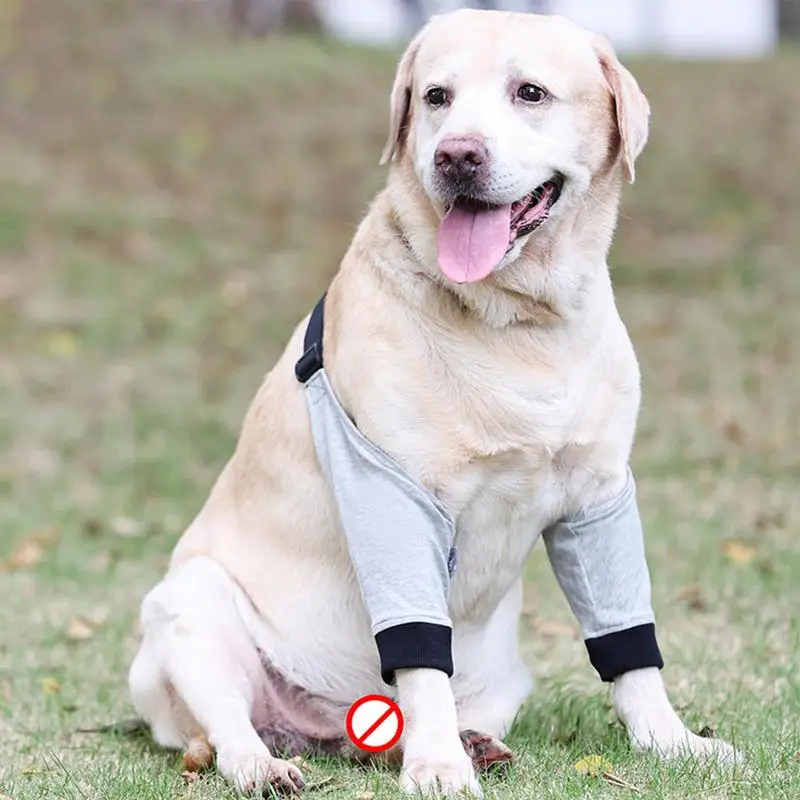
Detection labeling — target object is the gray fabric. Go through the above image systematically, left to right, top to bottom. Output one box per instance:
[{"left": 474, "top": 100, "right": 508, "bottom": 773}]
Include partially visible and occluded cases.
[
  {"left": 304, "top": 369, "right": 455, "bottom": 636},
  {"left": 542, "top": 469, "right": 655, "bottom": 639}
]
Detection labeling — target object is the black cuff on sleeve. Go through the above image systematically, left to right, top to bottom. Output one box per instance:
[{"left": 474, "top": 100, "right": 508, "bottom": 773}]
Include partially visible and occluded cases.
[
  {"left": 374, "top": 622, "right": 453, "bottom": 685},
  {"left": 585, "top": 623, "right": 664, "bottom": 682}
]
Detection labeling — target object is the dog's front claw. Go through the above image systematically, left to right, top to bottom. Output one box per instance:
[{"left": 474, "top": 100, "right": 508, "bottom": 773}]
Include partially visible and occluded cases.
[
  {"left": 217, "top": 746, "right": 305, "bottom": 795},
  {"left": 400, "top": 750, "right": 482, "bottom": 797}
]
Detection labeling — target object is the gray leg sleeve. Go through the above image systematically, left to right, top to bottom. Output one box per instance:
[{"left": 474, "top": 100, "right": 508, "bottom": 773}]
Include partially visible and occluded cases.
[
  {"left": 304, "top": 369, "right": 455, "bottom": 684},
  {"left": 542, "top": 468, "right": 663, "bottom": 681}
]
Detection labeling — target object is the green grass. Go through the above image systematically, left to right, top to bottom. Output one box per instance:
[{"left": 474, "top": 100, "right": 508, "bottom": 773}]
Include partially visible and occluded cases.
[{"left": 1, "top": 2, "right": 799, "bottom": 798}]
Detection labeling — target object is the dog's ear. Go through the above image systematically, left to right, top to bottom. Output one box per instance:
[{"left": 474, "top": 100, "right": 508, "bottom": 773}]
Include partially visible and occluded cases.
[
  {"left": 380, "top": 30, "right": 425, "bottom": 165},
  {"left": 591, "top": 34, "right": 650, "bottom": 183}
]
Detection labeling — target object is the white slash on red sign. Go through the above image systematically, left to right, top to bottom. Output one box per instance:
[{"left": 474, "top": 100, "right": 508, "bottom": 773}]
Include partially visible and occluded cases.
[{"left": 345, "top": 694, "right": 404, "bottom": 753}]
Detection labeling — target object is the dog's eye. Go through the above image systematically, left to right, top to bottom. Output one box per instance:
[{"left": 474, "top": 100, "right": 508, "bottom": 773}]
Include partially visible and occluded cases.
[
  {"left": 517, "top": 83, "right": 548, "bottom": 104},
  {"left": 425, "top": 86, "right": 448, "bottom": 107}
]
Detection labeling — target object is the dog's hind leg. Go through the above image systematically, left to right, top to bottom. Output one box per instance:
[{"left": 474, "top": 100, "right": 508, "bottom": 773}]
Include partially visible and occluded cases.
[{"left": 129, "top": 555, "right": 305, "bottom": 795}]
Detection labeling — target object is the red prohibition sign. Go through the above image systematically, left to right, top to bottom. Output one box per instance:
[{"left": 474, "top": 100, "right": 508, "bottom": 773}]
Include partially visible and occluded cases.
[{"left": 345, "top": 694, "right": 404, "bottom": 753}]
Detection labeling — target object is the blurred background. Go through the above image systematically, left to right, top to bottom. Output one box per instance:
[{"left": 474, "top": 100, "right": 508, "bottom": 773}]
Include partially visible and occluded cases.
[
  {"left": 241, "top": 0, "right": 790, "bottom": 55},
  {"left": 1, "top": 1, "right": 799, "bottom": 797}
]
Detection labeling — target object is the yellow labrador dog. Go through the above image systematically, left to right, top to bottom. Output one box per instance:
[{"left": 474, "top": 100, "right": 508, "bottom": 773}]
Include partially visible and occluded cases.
[{"left": 129, "top": 9, "right": 734, "bottom": 797}]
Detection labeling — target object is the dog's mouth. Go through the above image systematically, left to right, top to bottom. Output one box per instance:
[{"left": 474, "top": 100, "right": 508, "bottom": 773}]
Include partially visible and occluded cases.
[
  {"left": 437, "top": 175, "right": 564, "bottom": 285},
  {"left": 509, "top": 175, "right": 564, "bottom": 243}
]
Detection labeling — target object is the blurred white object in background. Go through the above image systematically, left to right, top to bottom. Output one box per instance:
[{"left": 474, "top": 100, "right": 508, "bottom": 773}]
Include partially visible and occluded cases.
[
  {"left": 316, "top": 0, "right": 778, "bottom": 57},
  {"left": 316, "top": 0, "right": 411, "bottom": 44},
  {"left": 557, "top": 0, "right": 777, "bottom": 58},
  {"left": 659, "top": 0, "right": 777, "bottom": 57},
  {"left": 316, "top": 1, "right": 557, "bottom": 43}
]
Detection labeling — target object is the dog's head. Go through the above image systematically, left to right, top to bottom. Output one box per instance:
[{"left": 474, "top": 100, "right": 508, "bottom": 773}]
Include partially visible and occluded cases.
[{"left": 381, "top": 10, "right": 650, "bottom": 285}]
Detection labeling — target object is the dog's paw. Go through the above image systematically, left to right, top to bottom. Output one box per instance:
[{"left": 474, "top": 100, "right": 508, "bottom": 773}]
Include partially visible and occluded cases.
[
  {"left": 613, "top": 668, "right": 740, "bottom": 768},
  {"left": 629, "top": 727, "right": 739, "bottom": 766},
  {"left": 684, "top": 732, "right": 738, "bottom": 765},
  {"left": 217, "top": 745, "right": 305, "bottom": 795},
  {"left": 400, "top": 749, "right": 482, "bottom": 797}
]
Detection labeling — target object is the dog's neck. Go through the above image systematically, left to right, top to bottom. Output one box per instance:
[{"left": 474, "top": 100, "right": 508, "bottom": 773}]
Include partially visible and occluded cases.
[{"left": 371, "top": 158, "right": 623, "bottom": 330}]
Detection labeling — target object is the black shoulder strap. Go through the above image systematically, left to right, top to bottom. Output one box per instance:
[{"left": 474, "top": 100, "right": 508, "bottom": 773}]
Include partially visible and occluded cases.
[{"left": 294, "top": 293, "right": 327, "bottom": 384}]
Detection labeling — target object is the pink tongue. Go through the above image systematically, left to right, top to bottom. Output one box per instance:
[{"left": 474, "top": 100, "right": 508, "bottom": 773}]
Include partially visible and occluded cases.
[{"left": 437, "top": 202, "right": 513, "bottom": 284}]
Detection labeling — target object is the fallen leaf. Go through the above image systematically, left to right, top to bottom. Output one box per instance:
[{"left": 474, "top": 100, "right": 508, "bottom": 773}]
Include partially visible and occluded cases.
[
  {"left": 46, "top": 331, "right": 80, "bottom": 358},
  {"left": 721, "top": 419, "right": 745, "bottom": 445},
  {"left": 82, "top": 518, "right": 103, "bottom": 537},
  {"left": 2, "top": 527, "right": 59, "bottom": 571},
  {"left": 4, "top": 539, "right": 43, "bottom": 570},
  {"left": 722, "top": 539, "right": 757, "bottom": 565},
  {"left": 677, "top": 585, "right": 708, "bottom": 612},
  {"left": 66, "top": 617, "right": 94, "bottom": 642},
  {"left": 42, "top": 677, "right": 61, "bottom": 694},
  {"left": 574, "top": 754, "right": 612, "bottom": 777},
  {"left": 575, "top": 755, "right": 641, "bottom": 792},
  {"left": 602, "top": 771, "right": 642, "bottom": 793}
]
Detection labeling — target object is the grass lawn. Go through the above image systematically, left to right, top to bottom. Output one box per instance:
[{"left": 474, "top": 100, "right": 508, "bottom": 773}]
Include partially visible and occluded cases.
[{"left": 1, "top": 2, "right": 799, "bottom": 798}]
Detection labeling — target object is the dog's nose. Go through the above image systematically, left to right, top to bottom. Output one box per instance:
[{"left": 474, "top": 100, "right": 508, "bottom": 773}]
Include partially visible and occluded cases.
[{"left": 434, "top": 136, "right": 489, "bottom": 184}]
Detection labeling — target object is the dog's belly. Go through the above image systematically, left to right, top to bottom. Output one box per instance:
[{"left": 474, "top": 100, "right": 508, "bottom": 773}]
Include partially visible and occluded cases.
[{"left": 250, "top": 653, "right": 351, "bottom": 757}]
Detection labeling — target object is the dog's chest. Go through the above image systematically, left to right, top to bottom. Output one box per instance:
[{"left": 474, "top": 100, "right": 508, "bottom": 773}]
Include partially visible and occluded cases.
[
  {"left": 351, "top": 321, "right": 637, "bottom": 623},
  {"left": 431, "top": 369, "right": 622, "bottom": 622},
  {"left": 442, "top": 445, "right": 576, "bottom": 621}
]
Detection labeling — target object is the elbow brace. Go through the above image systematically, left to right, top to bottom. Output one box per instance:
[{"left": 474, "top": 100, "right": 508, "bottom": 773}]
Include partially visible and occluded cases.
[
  {"left": 296, "top": 296, "right": 455, "bottom": 685},
  {"left": 543, "top": 468, "right": 664, "bottom": 681}
]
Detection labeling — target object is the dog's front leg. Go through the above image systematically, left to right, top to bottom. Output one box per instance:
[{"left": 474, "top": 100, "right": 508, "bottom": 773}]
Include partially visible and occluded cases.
[
  {"left": 544, "top": 467, "right": 736, "bottom": 764},
  {"left": 613, "top": 667, "right": 736, "bottom": 763},
  {"left": 397, "top": 668, "right": 482, "bottom": 797}
]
